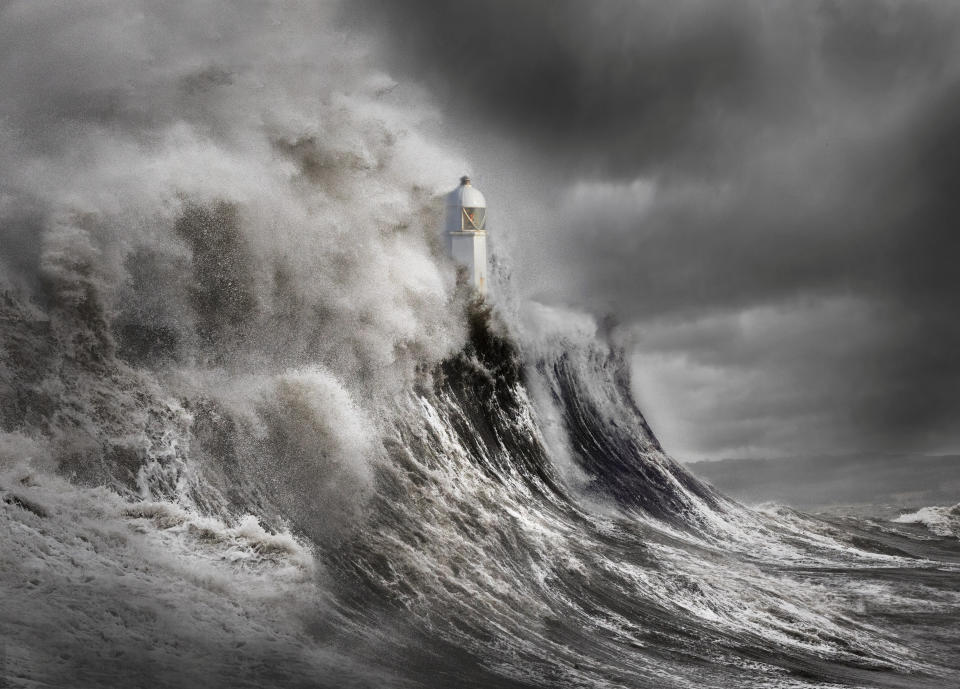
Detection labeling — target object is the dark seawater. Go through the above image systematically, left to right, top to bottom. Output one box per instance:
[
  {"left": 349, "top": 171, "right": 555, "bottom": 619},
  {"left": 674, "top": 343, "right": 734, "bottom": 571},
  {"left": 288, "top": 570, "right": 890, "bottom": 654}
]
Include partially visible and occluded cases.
[{"left": 3, "top": 294, "right": 959, "bottom": 689}]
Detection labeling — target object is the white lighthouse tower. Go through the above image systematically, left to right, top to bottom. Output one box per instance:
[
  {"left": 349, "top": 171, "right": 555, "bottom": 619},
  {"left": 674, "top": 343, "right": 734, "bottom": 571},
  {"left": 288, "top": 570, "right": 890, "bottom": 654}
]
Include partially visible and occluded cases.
[{"left": 445, "top": 175, "right": 488, "bottom": 296}]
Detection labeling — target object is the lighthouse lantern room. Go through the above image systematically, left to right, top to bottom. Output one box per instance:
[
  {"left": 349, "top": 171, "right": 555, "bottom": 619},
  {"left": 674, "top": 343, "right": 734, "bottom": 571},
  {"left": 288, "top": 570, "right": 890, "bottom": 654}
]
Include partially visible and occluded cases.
[{"left": 445, "top": 175, "right": 488, "bottom": 295}]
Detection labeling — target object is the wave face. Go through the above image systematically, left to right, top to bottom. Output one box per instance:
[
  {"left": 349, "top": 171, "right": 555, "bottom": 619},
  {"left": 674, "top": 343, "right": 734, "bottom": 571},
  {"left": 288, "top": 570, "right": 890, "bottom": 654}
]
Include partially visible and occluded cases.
[
  {"left": 2, "top": 4, "right": 960, "bottom": 687},
  {"left": 328, "top": 306, "right": 960, "bottom": 689}
]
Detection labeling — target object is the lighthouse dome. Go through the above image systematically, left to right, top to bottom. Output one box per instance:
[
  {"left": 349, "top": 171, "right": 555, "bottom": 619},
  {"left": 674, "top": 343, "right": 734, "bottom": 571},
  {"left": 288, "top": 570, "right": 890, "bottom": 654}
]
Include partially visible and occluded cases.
[
  {"left": 445, "top": 175, "right": 487, "bottom": 232},
  {"left": 446, "top": 175, "right": 486, "bottom": 209}
]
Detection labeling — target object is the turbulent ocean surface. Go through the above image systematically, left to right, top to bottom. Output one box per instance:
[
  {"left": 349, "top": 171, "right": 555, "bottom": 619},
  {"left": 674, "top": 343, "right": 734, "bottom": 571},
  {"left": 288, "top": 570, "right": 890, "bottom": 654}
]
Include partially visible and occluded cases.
[
  {"left": 2, "top": 4, "right": 960, "bottom": 687},
  {"left": 3, "top": 288, "right": 960, "bottom": 689}
]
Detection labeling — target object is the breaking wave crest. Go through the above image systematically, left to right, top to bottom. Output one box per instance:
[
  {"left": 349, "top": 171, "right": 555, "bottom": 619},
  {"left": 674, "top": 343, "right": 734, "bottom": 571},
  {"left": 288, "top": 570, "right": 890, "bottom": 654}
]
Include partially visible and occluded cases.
[{"left": 894, "top": 504, "right": 960, "bottom": 539}]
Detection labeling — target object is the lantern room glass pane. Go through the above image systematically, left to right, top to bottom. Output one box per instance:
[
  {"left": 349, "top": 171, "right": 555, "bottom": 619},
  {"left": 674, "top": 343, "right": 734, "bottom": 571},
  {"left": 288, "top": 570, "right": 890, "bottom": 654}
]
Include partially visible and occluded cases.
[{"left": 462, "top": 207, "right": 485, "bottom": 230}]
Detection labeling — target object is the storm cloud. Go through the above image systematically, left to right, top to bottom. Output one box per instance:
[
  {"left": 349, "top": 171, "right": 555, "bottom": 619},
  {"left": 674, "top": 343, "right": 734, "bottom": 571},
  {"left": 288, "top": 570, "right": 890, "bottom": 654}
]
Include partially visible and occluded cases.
[{"left": 343, "top": 0, "right": 960, "bottom": 459}]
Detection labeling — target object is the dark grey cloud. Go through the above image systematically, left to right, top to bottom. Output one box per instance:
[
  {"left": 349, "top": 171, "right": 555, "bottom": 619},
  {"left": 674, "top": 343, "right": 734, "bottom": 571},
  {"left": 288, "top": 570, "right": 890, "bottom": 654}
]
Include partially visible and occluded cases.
[
  {"left": 342, "top": 0, "right": 793, "bottom": 178},
  {"left": 343, "top": 0, "right": 960, "bottom": 459}
]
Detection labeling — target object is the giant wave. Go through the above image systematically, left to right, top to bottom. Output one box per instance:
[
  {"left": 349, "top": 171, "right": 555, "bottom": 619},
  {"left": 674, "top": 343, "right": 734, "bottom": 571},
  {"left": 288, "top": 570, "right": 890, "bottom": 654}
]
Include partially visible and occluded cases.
[{"left": 3, "top": 285, "right": 960, "bottom": 688}]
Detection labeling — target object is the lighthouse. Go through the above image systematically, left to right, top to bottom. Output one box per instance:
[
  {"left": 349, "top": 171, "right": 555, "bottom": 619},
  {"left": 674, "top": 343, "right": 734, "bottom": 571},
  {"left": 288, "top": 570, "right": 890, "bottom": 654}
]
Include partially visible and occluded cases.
[{"left": 445, "top": 175, "right": 488, "bottom": 296}]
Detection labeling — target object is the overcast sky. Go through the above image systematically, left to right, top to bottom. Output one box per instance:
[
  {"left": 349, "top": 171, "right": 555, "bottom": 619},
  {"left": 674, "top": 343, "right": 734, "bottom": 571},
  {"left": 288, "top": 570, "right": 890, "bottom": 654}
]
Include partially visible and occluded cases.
[{"left": 342, "top": 0, "right": 960, "bottom": 460}]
